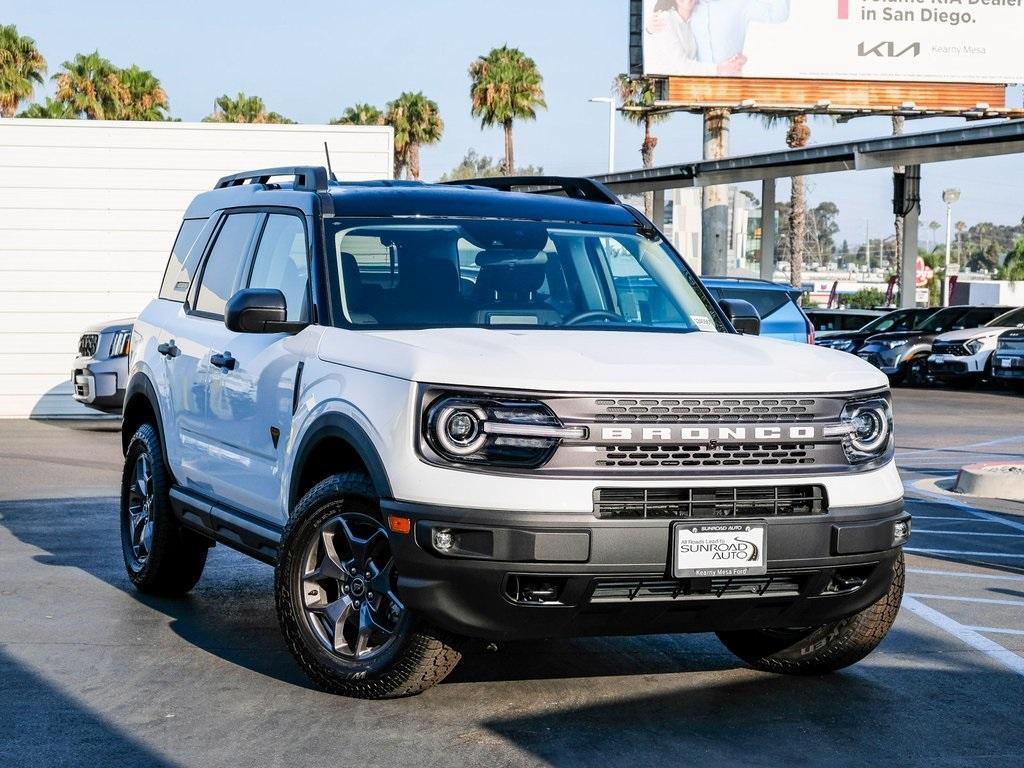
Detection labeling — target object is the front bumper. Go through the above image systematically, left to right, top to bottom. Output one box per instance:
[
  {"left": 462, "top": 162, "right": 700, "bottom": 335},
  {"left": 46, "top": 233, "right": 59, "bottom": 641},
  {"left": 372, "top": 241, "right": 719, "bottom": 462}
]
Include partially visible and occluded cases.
[
  {"left": 928, "top": 352, "right": 987, "bottom": 378},
  {"left": 993, "top": 354, "right": 1024, "bottom": 380},
  {"left": 72, "top": 357, "right": 126, "bottom": 413},
  {"left": 383, "top": 498, "right": 908, "bottom": 641}
]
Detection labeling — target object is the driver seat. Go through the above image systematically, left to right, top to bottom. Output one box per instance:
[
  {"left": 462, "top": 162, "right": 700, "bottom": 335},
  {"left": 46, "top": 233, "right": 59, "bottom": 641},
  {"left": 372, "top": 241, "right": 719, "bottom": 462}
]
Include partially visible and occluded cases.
[{"left": 471, "top": 251, "right": 561, "bottom": 326}]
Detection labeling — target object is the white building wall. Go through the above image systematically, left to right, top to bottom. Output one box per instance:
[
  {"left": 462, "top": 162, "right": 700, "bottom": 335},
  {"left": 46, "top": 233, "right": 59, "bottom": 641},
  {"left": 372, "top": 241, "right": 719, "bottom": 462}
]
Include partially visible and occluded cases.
[{"left": 0, "top": 119, "right": 393, "bottom": 417}]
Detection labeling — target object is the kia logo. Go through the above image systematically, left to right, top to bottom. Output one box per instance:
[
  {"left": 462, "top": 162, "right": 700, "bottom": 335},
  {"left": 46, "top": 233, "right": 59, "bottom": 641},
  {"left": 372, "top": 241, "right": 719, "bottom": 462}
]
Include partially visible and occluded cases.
[{"left": 858, "top": 41, "right": 921, "bottom": 58}]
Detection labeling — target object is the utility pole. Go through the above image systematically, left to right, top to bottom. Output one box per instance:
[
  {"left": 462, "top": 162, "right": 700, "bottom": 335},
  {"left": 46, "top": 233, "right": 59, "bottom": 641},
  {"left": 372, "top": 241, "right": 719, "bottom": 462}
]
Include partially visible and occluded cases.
[
  {"left": 587, "top": 97, "right": 616, "bottom": 174},
  {"left": 702, "top": 108, "right": 731, "bottom": 276},
  {"left": 942, "top": 188, "right": 960, "bottom": 306}
]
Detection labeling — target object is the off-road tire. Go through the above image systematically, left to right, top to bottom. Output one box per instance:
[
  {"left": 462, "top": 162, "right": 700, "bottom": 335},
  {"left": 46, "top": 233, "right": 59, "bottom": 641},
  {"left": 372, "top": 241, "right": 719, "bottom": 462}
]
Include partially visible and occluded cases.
[
  {"left": 120, "top": 423, "right": 208, "bottom": 595},
  {"left": 275, "top": 473, "right": 462, "bottom": 698},
  {"left": 717, "top": 551, "right": 905, "bottom": 675}
]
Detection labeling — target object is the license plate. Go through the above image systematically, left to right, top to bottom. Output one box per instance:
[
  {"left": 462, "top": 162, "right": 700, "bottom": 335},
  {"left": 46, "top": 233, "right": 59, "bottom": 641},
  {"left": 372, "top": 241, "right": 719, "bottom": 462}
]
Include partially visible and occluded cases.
[
  {"left": 931, "top": 355, "right": 948, "bottom": 363},
  {"left": 1000, "top": 358, "right": 1015, "bottom": 368},
  {"left": 673, "top": 522, "right": 767, "bottom": 578}
]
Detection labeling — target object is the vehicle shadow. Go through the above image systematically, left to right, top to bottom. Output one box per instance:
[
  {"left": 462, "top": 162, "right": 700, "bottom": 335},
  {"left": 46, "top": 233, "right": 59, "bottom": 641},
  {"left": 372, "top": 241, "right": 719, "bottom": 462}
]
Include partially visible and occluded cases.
[
  {"left": 0, "top": 496, "right": 737, "bottom": 690},
  {"left": 478, "top": 650, "right": 1024, "bottom": 768}
]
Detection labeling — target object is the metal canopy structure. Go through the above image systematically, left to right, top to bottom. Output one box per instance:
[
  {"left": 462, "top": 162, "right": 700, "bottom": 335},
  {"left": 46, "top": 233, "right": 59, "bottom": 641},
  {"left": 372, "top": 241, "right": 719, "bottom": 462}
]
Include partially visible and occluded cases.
[
  {"left": 591, "top": 119, "right": 1024, "bottom": 308},
  {"left": 593, "top": 119, "right": 1024, "bottom": 194}
]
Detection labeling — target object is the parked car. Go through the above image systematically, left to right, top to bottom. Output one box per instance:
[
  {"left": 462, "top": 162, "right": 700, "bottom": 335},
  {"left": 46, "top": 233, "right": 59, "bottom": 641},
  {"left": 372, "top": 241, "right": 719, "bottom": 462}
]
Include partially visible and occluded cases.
[
  {"left": 119, "top": 168, "right": 908, "bottom": 698},
  {"left": 702, "top": 278, "right": 814, "bottom": 343},
  {"left": 856, "top": 305, "right": 1011, "bottom": 385},
  {"left": 928, "top": 306, "right": 1024, "bottom": 383},
  {"left": 815, "top": 307, "right": 938, "bottom": 355},
  {"left": 805, "top": 308, "right": 886, "bottom": 332},
  {"left": 72, "top": 318, "right": 134, "bottom": 413},
  {"left": 993, "top": 328, "right": 1024, "bottom": 387}
]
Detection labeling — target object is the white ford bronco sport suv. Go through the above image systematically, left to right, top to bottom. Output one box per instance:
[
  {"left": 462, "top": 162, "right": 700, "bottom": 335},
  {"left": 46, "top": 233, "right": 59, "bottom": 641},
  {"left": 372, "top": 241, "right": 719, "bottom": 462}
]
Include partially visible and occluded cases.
[{"left": 121, "top": 168, "right": 909, "bottom": 698}]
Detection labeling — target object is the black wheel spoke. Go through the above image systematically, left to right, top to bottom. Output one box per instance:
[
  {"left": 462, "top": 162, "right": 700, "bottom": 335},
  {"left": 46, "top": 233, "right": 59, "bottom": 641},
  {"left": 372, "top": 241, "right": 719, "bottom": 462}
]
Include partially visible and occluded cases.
[{"left": 299, "top": 508, "right": 405, "bottom": 661}]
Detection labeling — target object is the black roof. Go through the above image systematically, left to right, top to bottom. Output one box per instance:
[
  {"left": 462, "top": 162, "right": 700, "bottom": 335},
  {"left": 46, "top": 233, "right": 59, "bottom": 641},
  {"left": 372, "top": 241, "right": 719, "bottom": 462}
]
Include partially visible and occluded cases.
[{"left": 186, "top": 169, "right": 638, "bottom": 227}]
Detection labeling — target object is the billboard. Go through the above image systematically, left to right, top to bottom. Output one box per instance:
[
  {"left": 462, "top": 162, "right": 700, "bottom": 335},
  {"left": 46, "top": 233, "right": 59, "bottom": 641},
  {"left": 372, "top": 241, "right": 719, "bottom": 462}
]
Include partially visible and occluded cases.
[{"left": 642, "top": 0, "right": 1024, "bottom": 85}]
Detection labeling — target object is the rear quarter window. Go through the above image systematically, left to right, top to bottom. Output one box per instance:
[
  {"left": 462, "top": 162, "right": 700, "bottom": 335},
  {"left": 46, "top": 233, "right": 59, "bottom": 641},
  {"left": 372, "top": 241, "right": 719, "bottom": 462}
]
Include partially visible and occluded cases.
[
  {"left": 159, "top": 218, "right": 209, "bottom": 302},
  {"left": 716, "top": 287, "right": 793, "bottom": 320}
]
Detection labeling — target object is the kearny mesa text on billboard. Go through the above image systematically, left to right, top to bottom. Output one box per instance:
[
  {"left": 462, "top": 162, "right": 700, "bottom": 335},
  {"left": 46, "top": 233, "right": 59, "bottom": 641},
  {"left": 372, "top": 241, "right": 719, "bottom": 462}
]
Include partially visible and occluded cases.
[{"left": 642, "top": 0, "right": 1024, "bottom": 84}]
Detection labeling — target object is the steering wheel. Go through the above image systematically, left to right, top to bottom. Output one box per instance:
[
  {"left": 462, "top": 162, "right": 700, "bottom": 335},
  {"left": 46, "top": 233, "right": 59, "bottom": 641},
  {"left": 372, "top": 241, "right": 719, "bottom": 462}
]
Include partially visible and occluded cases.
[{"left": 564, "top": 310, "right": 626, "bottom": 326}]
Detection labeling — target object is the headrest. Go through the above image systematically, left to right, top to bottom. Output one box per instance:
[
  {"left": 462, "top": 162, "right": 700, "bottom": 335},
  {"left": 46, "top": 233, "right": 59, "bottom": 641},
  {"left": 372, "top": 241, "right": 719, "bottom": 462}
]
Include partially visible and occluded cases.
[{"left": 475, "top": 249, "right": 547, "bottom": 268}]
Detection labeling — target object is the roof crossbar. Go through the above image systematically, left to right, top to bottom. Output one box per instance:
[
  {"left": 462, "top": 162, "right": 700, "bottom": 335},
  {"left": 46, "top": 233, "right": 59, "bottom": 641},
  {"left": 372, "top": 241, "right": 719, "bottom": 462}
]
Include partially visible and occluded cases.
[
  {"left": 214, "top": 166, "right": 330, "bottom": 192},
  {"left": 444, "top": 176, "right": 621, "bottom": 205}
]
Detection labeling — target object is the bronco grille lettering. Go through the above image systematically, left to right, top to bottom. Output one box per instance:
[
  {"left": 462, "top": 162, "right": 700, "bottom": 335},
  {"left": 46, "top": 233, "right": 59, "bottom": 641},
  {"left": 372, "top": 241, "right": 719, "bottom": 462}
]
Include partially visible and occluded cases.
[{"left": 597, "top": 425, "right": 819, "bottom": 443}]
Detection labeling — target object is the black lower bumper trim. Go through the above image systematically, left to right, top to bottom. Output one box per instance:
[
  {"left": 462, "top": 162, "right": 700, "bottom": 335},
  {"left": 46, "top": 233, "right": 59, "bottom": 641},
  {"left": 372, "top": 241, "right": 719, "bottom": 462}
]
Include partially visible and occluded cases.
[{"left": 382, "top": 497, "right": 906, "bottom": 640}]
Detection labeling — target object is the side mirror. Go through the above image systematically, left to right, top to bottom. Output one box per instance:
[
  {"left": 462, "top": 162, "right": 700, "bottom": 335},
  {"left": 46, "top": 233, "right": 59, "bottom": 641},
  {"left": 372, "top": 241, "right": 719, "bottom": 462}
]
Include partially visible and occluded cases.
[
  {"left": 225, "top": 288, "right": 305, "bottom": 334},
  {"left": 719, "top": 299, "right": 761, "bottom": 336}
]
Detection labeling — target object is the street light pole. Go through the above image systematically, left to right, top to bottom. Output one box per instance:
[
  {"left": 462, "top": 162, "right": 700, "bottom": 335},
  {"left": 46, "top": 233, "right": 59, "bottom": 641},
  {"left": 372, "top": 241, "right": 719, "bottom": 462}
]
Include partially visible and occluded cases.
[
  {"left": 588, "top": 97, "right": 615, "bottom": 173},
  {"left": 942, "top": 188, "right": 960, "bottom": 306}
]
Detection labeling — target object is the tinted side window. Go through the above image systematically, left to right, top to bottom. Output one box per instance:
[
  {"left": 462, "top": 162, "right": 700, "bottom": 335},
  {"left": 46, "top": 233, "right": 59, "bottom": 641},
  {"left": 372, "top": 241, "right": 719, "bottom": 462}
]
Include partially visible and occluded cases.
[
  {"left": 194, "top": 213, "right": 260, "bottom": 318},
  {"left": 247, "top": 214, "right": 309, "bottom": 322},
  {"left": 159, "top": 219, "right": 207, "bottom": 302},
  {"left": 718, "top": 288, "right": 790, "bottom": 320}
]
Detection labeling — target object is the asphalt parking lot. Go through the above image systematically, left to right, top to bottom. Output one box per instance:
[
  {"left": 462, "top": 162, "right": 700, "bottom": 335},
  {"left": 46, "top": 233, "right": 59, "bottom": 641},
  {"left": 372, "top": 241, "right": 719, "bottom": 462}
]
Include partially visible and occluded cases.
[{"left": 1, "top": 386, "right": 1023, "bottom": 768}]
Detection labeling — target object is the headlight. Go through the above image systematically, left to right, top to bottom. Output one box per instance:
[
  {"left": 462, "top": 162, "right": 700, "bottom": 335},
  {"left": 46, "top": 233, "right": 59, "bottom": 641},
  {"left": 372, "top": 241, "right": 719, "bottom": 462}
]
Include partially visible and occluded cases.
[
  {"left": 108, "top": 329, "right": 131, "bottom": 358},
  {"left": 876, "top": 339, "right": 906, "bottom": 351},
  {"left": 833, "top": 340, "right": 855, "bottom": 352},
  {"left": 425, "top": 395, "right": 586, "bottom": 468},
  {"left": 827, "top": 396, "right": 893, "bottom": 464}
]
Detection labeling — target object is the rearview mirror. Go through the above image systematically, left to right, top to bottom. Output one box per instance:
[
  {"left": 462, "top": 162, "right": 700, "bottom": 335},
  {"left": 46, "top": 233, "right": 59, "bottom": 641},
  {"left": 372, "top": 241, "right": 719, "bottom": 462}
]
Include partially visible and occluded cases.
[
  {"left": 225, "top": 288, "right": 305, "bottom": 334},
  {"left": 719, "top": 299, "right": 761, "bottom": 336}
]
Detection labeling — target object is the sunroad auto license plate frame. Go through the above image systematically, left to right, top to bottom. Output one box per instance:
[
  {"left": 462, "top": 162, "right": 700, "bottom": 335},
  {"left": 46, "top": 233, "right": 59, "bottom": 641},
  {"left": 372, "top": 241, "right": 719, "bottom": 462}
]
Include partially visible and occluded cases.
[{"left": 672, "top": 522, "right": 767, "bottom": 578}]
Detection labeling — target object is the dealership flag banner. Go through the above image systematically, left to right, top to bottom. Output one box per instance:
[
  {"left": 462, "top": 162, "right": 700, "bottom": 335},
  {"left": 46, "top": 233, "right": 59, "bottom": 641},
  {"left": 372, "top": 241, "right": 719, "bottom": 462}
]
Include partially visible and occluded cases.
[{"left": 642, "top": 0, "right": 1024, "bottom": 84}]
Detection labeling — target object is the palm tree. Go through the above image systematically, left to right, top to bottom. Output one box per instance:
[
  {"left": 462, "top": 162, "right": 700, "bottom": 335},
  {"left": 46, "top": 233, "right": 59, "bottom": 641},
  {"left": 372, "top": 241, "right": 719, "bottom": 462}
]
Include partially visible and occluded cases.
[
  {"left": 0, "top": 25, "right": 47, "bottom": 117},
  {"left": 469, "top": 46, "right": 546, "bottom": 174},
  {"left": 53, "top": 51, "right": 122, "bottom": 119},
  {"left": 113, "top": 65, "right": 169, "bottom": 120},
  {"left": 615, "top": 75, "right": 668, "bottom": 218},
  {"left": 385, "top": 91, "right": 443, "bottom": 181},
  {"left": 203, "top": 92, "right": 293, "bottom": 124},
  {"left": 17, "top": 97, "right": 75, "bottom": 119},
  {"left": 330, "top": 103, "right": 384, "bottom": 126},
  {"left": 759, "top": 113, "right": 827, "bottom": 290},
  {"left": 928, "top": 220, "right": 941, "bottom": 250},
  {"left": 955, "top": 220, "right": 967, "bottom": 263}
]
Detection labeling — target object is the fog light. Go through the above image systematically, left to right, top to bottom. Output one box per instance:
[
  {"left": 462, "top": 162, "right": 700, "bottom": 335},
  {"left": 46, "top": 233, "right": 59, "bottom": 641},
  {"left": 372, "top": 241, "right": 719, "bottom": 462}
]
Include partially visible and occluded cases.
[
  {"left": 893, "top": 519, "right": 911, "bottom": 545},
  {"left": 432, "top": 528, "right": 456, "bottom": 553}
]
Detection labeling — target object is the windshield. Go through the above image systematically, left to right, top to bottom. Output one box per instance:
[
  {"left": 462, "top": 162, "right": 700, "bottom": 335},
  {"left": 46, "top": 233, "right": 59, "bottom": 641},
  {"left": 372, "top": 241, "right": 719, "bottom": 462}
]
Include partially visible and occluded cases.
[
  {"left": 324, "top": 218, "right": 726, "bottom": 333},
  {"left": 987, "top": 306, "right": 1024, "bottom": 328},
  {"left": 919, "top": 307, "right": 970, "bottom": 334},
  {"left": 863, "top": 309, "right": 928, "bottom": 333}
]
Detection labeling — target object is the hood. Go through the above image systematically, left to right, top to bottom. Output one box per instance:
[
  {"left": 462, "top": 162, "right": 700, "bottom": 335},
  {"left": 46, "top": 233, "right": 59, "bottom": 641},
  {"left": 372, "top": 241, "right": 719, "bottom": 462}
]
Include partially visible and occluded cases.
[
  {"left": 81, "top": 316, "right": 135, "bottom": 334},
  {"left": 934, "top": 326, "right": 1008, "bottom": 343},
  {"left": 318, "top": 328, "right": 889, "bottom": 394},
  {"left": 816, "top": 330, "right": 869, "bottom": 341},
  {"left": 864, "top": 330, "right": 931, "bottom": 345}
]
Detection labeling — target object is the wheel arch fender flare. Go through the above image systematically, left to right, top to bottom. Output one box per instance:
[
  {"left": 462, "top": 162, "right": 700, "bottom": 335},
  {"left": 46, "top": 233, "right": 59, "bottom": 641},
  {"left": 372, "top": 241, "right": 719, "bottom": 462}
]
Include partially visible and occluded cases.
[{"left": 288, "top": 412, "right": 393, "bottom": 510}]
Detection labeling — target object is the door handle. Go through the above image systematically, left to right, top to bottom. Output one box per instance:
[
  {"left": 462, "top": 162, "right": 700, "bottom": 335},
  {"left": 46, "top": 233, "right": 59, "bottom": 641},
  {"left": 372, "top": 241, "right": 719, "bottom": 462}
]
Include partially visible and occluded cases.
[
  {"left": 157, "top": 340, "right": 179, "bottom": 358},
  {"left": 210, "top": 352, "right": 236, "bottom": 371}
]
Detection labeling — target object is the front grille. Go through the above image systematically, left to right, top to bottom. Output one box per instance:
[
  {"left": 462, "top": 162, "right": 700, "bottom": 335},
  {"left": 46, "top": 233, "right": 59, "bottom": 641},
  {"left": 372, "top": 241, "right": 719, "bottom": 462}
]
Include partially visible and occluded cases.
[
  {"left": 78, "top": 334, "right": 99, "bottom": 357},
  {"left": 932, "top": 341, "right": 971, "bottom": 356},
  {"left": 591, "top": 397, "right": 817, "bottom": 424},
  {"left": 595, "top": 442, "right": 816, "bottom": 468},
  {"left": 593, "top": 485, "right": 827, "bottom": 519},
  {"left": 590, "top": 573, "right": 806, "bottom": 602}
]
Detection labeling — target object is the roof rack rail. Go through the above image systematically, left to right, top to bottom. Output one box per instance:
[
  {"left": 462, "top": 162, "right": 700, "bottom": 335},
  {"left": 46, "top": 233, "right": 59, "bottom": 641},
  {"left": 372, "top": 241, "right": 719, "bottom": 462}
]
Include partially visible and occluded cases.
[
  {"left": 214, "top": 166, "right": 330, "bottom": 193},
  {"left": 443, "top": 176, "right": 620, "bottom": 205}
]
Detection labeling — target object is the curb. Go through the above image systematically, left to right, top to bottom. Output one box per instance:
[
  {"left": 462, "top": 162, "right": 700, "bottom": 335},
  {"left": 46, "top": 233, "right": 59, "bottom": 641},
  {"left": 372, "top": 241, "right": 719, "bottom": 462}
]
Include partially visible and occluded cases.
[{"left": 955, "top": 461, "right": 1024, "bottom": 501}]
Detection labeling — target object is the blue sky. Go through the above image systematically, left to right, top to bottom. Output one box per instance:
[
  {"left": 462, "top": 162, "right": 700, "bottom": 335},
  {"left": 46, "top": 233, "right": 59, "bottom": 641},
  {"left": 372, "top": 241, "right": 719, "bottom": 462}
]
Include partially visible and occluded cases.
[{"left": 7, "top": 0, "right": 1024, "bottom": 246}]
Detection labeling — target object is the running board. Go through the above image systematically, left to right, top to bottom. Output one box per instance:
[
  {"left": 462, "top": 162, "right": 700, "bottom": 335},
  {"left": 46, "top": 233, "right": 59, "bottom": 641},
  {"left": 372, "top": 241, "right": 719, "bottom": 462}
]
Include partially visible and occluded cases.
[{"left": 169, "top": 486, "right": 282, "bottom": 564}]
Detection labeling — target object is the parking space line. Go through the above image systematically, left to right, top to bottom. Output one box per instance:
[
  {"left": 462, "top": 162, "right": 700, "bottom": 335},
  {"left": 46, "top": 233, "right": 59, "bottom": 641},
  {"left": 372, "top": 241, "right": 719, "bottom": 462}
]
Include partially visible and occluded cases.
[
  {"left": 905, "top": 482, "right": 1024, "bottom": 534},
  {"left": 910, "top": 515, "right": 996, "bottom": 522},
  {"left": 912, "top": 530, "right": 1024, "bottom": 538},
  {"left": 906, "top": 547, "right": 1024, "bottom": 559},
  {"left": 908, "top": 568, "right": 1024, "bottom": 581},
  {"left": 907, "top": 593, "right": 1024, "bottom": 607},
  {"left": 902, "top": 596, "right": 1024, "bottom": 676},
  {"left": 965, "top": 626, "right": 1024, "bottom": 636}
]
